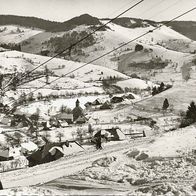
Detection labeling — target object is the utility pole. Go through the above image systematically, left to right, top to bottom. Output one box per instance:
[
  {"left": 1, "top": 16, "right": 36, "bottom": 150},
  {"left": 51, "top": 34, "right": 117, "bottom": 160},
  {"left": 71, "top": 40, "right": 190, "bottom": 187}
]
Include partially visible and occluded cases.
[{"left": 45, "top": 65, "right": 49, "bottom": 84}]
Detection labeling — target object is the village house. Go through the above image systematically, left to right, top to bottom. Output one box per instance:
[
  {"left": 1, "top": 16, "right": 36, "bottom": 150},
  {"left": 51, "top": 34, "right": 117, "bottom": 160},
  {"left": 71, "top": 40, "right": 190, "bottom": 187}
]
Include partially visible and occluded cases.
[
  {"left": 111, "top": 96, "right": 124, "bottom": 103},
  {"left": 92, "top": 98, "right": 103, "bottom": 106},
  {"left": 100, "top": 101, "right": 112, "bottom": 110},
  {"left": 84, "top": 102, "right": 93, "bottom": 110},
  {"left": 54, "top": 113, "right": 73, "bottom": 124},
  {"left": 75, "top": 115, "right": 87, "bottom": 124}
]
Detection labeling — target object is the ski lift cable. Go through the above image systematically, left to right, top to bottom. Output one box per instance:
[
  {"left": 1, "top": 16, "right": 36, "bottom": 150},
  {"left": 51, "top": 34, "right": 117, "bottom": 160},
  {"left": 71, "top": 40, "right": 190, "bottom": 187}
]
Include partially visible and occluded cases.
[{"left": 5, "top": 6, "right": 196, "bottom": 106}]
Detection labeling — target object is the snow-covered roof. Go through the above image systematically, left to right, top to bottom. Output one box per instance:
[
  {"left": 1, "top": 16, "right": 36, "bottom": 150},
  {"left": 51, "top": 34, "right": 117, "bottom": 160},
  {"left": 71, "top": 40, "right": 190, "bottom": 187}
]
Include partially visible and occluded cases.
[{"left": 21, "top": 141, "right": 38, "bottom": 152}]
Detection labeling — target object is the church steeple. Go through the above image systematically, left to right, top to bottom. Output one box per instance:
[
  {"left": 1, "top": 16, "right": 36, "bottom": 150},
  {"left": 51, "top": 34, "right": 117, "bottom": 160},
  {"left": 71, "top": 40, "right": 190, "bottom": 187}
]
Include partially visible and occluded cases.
[
  {"left": 72, "top": 99, "right": 83, "bottom": 121},
  {"left": 76, "top": 99, "right": 80, "bottom": 107}
]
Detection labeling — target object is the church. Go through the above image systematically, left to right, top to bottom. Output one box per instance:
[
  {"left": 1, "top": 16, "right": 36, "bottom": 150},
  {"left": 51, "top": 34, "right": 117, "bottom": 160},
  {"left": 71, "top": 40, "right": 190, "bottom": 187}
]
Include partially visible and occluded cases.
[{"left": 72, "top": 99, "right": 84, "bottom": 121}]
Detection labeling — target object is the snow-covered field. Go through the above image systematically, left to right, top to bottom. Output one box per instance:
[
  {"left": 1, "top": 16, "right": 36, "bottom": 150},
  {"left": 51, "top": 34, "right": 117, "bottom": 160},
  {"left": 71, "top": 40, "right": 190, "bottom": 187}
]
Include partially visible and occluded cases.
[
  {"left": 0, "top": 25, "right": 42, "bottom": 44},
  {"left": 0, "top": 50, "right": 129, "bottom": 80},
  {"left": 116, "top": 78, "right": 154, "bottom": 90},
  {"left": 136, "top": 82, "right": 196, "bottom": 112},
  {"left": 17, "top": 94, "right": 109, "bottom": 117}
]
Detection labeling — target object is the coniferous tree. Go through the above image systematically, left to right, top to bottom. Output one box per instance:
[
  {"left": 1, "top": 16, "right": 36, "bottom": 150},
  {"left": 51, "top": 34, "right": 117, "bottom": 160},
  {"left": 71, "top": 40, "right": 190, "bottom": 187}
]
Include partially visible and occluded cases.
[
  {"left": 158, "top": 82, "right": 165, "bottom": 92},
  {"left": 152, "top": 86, "right": 158, "bottom": 96},
  {"left": 162, "top": 98, "right": 169, "bottom": 110},
  {"left": 180, "top": 101, "right": 196, "bottom": 128},
  {"left": 186, "top": 101, "right": 196, "bottom": 121}
]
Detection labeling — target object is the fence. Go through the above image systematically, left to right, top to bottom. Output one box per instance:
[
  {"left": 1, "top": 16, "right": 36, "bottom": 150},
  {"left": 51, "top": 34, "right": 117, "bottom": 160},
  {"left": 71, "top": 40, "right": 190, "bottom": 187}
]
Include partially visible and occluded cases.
[{"left": 0, "top": 156, "right": 28, "bottom": 173}]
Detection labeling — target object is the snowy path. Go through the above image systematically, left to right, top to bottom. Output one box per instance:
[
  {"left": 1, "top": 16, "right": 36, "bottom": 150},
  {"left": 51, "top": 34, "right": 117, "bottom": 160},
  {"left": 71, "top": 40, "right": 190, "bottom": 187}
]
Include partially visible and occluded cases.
[{"left": 0, "top": 138, "right": 152, "bottom": 189}]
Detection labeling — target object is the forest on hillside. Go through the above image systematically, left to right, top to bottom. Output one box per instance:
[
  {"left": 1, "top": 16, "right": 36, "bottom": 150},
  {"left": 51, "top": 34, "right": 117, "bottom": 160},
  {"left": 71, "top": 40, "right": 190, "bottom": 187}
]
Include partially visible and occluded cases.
[{"left": 0, "top": 14, "right": 102, "bottom": 32}]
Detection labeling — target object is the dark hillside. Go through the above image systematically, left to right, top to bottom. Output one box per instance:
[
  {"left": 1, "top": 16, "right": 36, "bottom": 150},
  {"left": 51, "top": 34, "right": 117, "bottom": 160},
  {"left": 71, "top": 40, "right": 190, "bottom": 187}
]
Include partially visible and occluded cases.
[
  {"left": 0, "top": 14, "right": 103, "bottom": 32},
  {"left": 0, "top": 15, "right": 59, "bottom": 30},
  {"left": 110, "top": 17, "right": 157, "bottom": 28},
  {"left": 164, "top": 21, "right": 196, "bottom": 41}
]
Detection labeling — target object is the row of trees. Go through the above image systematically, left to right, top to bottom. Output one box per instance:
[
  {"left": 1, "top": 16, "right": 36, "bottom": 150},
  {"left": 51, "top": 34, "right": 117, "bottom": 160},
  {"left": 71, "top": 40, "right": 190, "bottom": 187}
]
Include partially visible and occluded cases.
[
  {"left": 0, "top": 43, "right": 21, "bottom": 51},
  {"left": 152, "top": 82, "right": 172, "bottom": 96}
]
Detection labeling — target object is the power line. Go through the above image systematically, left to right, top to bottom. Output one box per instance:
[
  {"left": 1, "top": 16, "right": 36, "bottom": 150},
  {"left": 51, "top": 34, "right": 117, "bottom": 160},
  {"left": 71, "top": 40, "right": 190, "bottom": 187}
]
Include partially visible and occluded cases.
[
  {"left": 2, "top": 0, "right": 144, "bottom": 92},
  {"left": 105, "top": 0, "right": 137, "bottom": 19},
  {"left": 115, "top": 0, "right": 186, "bottom": 67},
  {"left": 140, "top": 0, "right": 166, "bottom": 18},
  {"left": 147, "top": 0, "right": 181, "bottom": 21},
  {"left": 6, "top": 6, "right": 196, "bottom": 107}
]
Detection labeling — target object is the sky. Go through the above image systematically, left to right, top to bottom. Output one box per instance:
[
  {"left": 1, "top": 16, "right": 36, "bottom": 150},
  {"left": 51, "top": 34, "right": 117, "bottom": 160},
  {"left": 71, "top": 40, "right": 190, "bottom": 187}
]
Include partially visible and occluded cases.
[{"left": 0, "top": 0, "right": 196, "bottom": 22}]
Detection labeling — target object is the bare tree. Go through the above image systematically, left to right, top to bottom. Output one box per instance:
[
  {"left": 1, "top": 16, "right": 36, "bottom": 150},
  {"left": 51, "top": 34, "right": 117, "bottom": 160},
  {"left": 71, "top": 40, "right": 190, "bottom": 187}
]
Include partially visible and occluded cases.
[{"left": 57, "top": 132, "right": 64, "bottom": 142}]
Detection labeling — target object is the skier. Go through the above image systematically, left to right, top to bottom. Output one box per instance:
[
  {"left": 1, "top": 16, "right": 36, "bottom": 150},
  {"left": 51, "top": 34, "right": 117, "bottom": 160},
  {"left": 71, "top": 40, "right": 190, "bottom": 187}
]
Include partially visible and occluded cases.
[{"left": 93, "top": 130, "right": 102, "bottom": 150}]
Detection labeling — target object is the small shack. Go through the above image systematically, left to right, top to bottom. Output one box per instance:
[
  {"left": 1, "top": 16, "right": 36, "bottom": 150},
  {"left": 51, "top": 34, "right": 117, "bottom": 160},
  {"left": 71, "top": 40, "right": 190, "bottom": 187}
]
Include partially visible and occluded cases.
[{"left": 93, "top": 128, "right": 126, "bottom": 141}]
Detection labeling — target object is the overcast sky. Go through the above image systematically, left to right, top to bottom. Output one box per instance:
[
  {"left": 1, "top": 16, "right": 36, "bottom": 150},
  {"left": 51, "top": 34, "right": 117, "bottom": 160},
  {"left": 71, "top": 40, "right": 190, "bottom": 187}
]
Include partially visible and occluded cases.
[{"left": 0, "top": 0, "right": 195, "bottom": 22}]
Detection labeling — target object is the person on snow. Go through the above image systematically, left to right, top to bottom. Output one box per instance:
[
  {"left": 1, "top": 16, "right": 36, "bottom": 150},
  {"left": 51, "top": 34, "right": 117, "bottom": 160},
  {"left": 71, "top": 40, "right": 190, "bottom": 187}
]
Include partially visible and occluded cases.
[{"left": 93, "top": 130, "right": 102, "bottom": 150}]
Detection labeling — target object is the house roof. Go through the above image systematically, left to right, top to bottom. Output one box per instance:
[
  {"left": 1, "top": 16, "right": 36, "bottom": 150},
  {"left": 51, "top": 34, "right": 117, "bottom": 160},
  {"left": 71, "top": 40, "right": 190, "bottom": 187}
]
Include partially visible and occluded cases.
[
  {"left": 92, "top": 98, "right": 102, "bottom": 105},
  {"left": 100, "top": 101, "right": 112, "bottom": 109},
  {"left": 72, "top": 106, "right": 83, "bottom": 113},
  {"left": 55, "top": 113, "right": 73, "bottom": 119},
  {"left": 75, "top": 115, "right": 87, "bottom": 123},
  {"left": 21, "top": 141, "right": 38, "bottom": 152}
]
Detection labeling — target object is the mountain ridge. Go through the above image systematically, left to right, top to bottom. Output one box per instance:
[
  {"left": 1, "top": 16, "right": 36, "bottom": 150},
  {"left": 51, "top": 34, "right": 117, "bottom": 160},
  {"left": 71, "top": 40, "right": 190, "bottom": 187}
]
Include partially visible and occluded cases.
[{"left": 0, "top": 14, "right": 196, "bottom": 40}]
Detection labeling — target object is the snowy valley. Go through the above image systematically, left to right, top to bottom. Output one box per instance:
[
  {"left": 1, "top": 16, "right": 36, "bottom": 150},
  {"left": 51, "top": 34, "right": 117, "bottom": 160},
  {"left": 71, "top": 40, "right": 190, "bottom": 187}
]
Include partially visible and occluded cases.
[{"left": 0, "top": 12, "right": 196, "bottom": 196}]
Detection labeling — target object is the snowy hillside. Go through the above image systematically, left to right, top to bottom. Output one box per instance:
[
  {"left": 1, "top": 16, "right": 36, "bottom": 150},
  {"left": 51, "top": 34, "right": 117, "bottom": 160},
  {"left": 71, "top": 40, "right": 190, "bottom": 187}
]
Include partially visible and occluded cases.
[
  {"left": 2, "top": 16, "right": 193, "bottom": 75},
  {"left": 68, "top": 20, "right": 196, "bottom": 73},
  {"left": 0, "top": 25, "right": 42, "bottom": 44},
  {"left": 0, "top": 50, "right": 128, "bottom": 81},
  {"left": 0, "top": 55, "right": 34, "bottom": 74},
  {"left": 116, "top": 78, "right": 154, "bottom": 90}
]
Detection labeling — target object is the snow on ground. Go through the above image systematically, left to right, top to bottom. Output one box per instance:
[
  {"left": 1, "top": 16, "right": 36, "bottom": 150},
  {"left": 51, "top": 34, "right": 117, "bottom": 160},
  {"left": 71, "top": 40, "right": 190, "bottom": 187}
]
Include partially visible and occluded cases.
[
  {"left": 79, "top": 20, "right": 195, "bottom": 72},
  {"left": 106, "top": 22, "right": 190, "bottom": 44},
  {"left": 0, "top": 25, "right": 42, "bottom": 44},
  {"left": 0, "top": 50, "right": 129, "bottom": 81},
  {"left": 0, "top": 56, "right": 33, "bottom": 74},
  {"left": 21, "top": 76, "right": 93, "bottom": 89},
  {"left": 116, "top": 78, "right": 154, "bottom": 90},
  {"left": 136, "top": 82, "right": 196, "bottom": 112},
  {"left": 17, "top": 94, "right": 109, "bottom": 117},
  {"left": 51, "top": 125, "right": 196, "bottom": 195},
  {"left": 141, "top": 125, "right": 196, "bottom": 157},
  {"left": 0, "top": 187, "right": 64, "bottom": 196}
]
